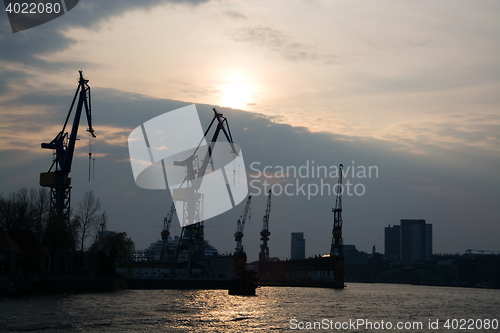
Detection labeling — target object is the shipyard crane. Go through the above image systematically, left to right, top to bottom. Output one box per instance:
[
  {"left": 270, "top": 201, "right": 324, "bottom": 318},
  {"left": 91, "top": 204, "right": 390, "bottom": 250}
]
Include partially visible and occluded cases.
[
  {"left": 40, "top": 71, "right": 95, "bottom": 260},
  {"left": 171, "top": 108, "right": 238, "bottom": 276},
  {"left": 172, "top": 108, "right": 238, "bottom": 224},
  {"left": 330, "top": 164, "right": 345, "bottom": 287},
  {"left": 259, "top": 190, "right": 272, "bottom": 262},
  {"left": 234, "top": 195, "right": 251, "bottom": 276},
  {"left": 235, "top": 196, "right": 252, "bottom": 254},
  {"left": 160, "top": 203, "right": 176, "bottom": 263}
]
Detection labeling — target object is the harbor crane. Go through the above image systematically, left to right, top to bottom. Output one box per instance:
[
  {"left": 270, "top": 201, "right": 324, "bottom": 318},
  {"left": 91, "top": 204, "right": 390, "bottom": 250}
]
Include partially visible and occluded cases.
[
  {"left": 40, "top": 71, "right": 95, "bottom": 263},
  {"left": 171, "top": 108, "right": 238, "bottom": 277},
  {"left": 330, "top": 164, "right": 345, "bottom": 287},
  {"left": 259, "top": 190, "right": 272, "bottom": 262},
  {"left": 234, "top": 195, "right": 251, "bottom": 275},
  {"left": 235, "top": 196, "right": 252, "bottom": 254},
  {"left": 160, "top": 203, "right": 176, "bottom": 263}
]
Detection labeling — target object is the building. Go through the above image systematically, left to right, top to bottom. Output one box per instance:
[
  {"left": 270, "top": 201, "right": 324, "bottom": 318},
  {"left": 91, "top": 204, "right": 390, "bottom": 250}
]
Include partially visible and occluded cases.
[
  {"left": 400, "top": 219, "right": 432, "bottom": 262},
  {"left": 384, "top": 224, "right": 400, "bottom": 259},
  {"left": 0, "top": 228, "right": 22, "bottom": 274},
  {"left": 0, "top": 228, "right": 50, "bottom": 274},
  {"left": 13, "top": 231, "right": 50, "bottom": 274},
  {"left": 291, "top": 232, "right": 305, "bottom": 260},
  {"left": 132, "top": 236, "right": 219, "bottom": 263},
  {"left": 343, "top": 244, "right": 368, "bottom": 265}
]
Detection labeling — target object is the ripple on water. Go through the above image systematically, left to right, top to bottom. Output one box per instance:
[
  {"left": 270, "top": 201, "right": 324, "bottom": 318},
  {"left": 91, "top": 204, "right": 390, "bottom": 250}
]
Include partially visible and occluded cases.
[{"left": 0, "top": 285, "right": 499, "bottom": 332}]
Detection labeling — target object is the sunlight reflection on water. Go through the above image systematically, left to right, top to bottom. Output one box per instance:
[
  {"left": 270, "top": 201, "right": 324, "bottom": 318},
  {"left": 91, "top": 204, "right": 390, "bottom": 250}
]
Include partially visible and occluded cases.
[{"left": 1, "top": 284, "right": 499, "bottom": 332}]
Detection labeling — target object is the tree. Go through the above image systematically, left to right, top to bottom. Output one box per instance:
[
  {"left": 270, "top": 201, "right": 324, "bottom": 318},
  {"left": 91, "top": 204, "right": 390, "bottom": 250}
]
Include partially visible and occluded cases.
[
  {"left": 0, "top": 187, "right": 49, "bottom": 238},
  {"left": 34, "top": 187, "right": 49, "bottom": 240},
  {"left": 73, "top": 190, "right": 102, "bottom": 271},
  {"left": 0, "top": 191, "right": 17, "bottom": 232},
  {"left": 94, "top": 210, "right": 108, "bottom": 245},
  {"left": 90, "top": 232, "right": 135, "bottom": 275}
]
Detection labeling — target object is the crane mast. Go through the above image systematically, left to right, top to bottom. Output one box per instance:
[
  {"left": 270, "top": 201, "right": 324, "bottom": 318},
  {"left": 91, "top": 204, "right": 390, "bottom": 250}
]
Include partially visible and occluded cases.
[
  {"left": 40, "top": 71, "right": 95, "bottom": 267},
  {"left": 330, "top": 164, "right": 345, "bottom": 287},
  {"left": 259, "top": 190, "right": 272, "bottom": 262},
  {"left": 235, "top": 196, "right": 252, "bottom": 254},
  {"left": 160, "top": 203, "right": 176, "bottom": 263}
]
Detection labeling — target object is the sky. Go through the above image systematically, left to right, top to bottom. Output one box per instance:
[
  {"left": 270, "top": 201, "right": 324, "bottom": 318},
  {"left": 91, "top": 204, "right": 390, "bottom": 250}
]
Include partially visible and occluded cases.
[{"left": 0, "top": 0, "right": 499, "bottom": 261}]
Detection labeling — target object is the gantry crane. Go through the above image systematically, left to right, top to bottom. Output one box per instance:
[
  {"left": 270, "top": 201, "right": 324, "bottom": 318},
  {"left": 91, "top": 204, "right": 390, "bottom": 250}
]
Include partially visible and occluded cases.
[
  {"left": 40, "top": 71, "right": 95, "bottom": 263},
  {"left": 171, "top": 108, "right": 238, "bottom": 277},
  {"left": 330, "top": 164, "right": 345, "bottom": 287},
  {"left": 259, "top": 190, "right": 272, "bottom": 262},
  {"left": 235, "top": 196, "right": 252, "bottom": 254},
  {"left": 160, "top": 203, "right": 176, "bottom": 263}
]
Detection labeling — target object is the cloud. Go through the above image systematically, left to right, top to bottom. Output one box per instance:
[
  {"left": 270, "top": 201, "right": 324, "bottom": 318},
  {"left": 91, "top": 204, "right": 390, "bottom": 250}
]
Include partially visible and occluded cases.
[
  {"left": 0, "top": 0, "right": 213, "bottom": 84},
  {"left": 59, "top": 0, "right": 212, "bottom": 30},
  {"left": 223, "top": 10, "right": 247, "bottom": 20},
  {"left": 0, "top": 19, "right": 88, "bottom": 72},
  {"left": 230, "top": 26, "right": 352, "bottom": 64},
  {"left": 355, "top": 65, "right": 500, "bottom": 95},
  {"left": 0, "top": 69, "right": 31, "bottom": 97},
  {"left": 0, "top": 81, "right": 498, "bottom": 259},
  {"left": 0, "top": 87, "right": 135, "bottom": 158},
  {"left": 0, "top": 109, "right": 62, "bottom": 153},
  {"left": 380, "top": 120, "right": 500, "bottom": 154},
  {"left": 97, "top": 125, "right": 134, "bottom": 148},
  {"left": 396, "top": 177, "right": 467, "bottom": 200}
]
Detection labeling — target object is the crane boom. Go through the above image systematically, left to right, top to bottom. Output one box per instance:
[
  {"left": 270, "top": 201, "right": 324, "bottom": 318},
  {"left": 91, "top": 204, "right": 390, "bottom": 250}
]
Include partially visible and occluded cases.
[
  {"left": 41, "top": 71, "right": 95, "bottom": 179},
  {"left": 173, "top": 108, "right": 237, "bottom": 193},
  {"left": 259, "top": 190, "right": 272, "bottom": 262},
  {"left": 235, "top": 196, "right": 252, "bottom": 254}
]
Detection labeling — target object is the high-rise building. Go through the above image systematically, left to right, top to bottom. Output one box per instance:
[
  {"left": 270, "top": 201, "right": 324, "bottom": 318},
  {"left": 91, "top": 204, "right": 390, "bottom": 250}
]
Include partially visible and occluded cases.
[
  {"left": 400, "top": 219, "right": 432, "bottom": 262},
  {"left": 384, "top": 224, "right": 400, "bottom": 259},
  {"left": 291, "top": 232, "right": 305, "bottom": 260}
]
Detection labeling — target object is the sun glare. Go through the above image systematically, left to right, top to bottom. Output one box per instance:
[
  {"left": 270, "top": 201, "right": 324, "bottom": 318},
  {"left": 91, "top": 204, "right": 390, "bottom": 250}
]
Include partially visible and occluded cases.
[
  {"left": 220, "top": 71, "right": 254, "bottom": 110},
  {"left": 221, "top": 83, "right": 253, "bottom": 110}
]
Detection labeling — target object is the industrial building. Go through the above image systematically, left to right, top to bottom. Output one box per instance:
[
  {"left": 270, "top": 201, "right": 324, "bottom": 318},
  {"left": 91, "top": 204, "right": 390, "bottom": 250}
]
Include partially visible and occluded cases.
[
  {"left": 385, "top": 219, "right": 432, "bottom": 262},
  {"left": 401, "top": 219, "right": 432, "bottom": 262},
  {"left": 384, "top": 225, "right": 400, "bottom": 259},
  {"left": 291, "top": 233, "right": 305, "bottom": 260}
]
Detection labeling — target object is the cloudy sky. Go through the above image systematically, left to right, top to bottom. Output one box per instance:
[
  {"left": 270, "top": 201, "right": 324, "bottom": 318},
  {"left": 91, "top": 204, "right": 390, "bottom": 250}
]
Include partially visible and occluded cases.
[{"left": 1, "top": 0, "right": 499, "bottom": 261}]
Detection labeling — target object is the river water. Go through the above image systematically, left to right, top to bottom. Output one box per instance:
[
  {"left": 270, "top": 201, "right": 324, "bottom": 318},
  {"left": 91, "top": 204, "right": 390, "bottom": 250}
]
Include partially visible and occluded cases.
[{"left": 0, "top": 284, "right": 499, "bottom": 332}]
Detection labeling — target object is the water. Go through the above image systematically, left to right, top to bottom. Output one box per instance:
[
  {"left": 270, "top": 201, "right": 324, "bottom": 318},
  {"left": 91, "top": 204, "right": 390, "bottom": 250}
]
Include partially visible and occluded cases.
[{"left": 0, "top": 284, "right": 499, "bottom": 332}]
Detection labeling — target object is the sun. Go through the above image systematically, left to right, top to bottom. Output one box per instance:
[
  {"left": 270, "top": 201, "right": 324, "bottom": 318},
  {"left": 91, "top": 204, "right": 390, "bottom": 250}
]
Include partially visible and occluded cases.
[
  {"left": 220, "top": 71, "right": 255, "bottom": 110},
  {"left": 221, "top": 82, "right": 253, "bottom": 110}
]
